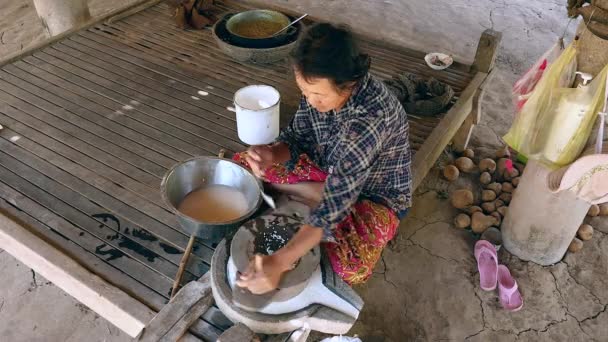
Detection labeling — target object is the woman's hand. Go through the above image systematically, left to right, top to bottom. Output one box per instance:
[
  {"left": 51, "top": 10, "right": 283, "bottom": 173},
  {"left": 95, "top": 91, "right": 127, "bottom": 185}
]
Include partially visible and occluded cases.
[
  {"left": 245, "top": 145, "right": 276, "bottom": 178},
  {"left": 236, "top": 224, "right": 324, "bottom": 294},
  {"left": 235, "top": 254, "right": 290, "bottom": 294}
]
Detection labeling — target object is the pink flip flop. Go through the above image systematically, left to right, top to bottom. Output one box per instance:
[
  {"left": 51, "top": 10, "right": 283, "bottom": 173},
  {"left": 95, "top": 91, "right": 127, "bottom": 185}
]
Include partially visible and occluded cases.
[
  {"left": 474, "top": 240, "right": 498, "bottom": 291},
  {"left": 497, "top": 265, "right": 524, "bottom": 312}
]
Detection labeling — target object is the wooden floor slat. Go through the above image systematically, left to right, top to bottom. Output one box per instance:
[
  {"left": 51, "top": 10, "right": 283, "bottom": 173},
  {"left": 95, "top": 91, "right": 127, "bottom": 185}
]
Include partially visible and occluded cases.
[
  {"left": 0, "top": 1, "right": 479, "bottom": 339},
  {"left": 113, "top": 17, "right": 297, "bottom": 85},
  {"left": 79, "top": 30, "right": 255, "bottom": 97},
  {"left": 67, "top": 33, "right": 237, "bottom": 101},
  {"left": 52, "top": 42, "right": 238, "bottom": 122},
  {"left": 42, "top": 46, "right": 239, "bottom": 130},
  {"left": 39, "top": 47, "right": 244, "bottom": 145},
  {"left": 21, "top": 55, "right": 242, "bottom": 155},
  {"left": 2, "top": 63, "right": 213, "bottom": 159},
  {"left": 0, "top": 68, "right": 188, "bottom": 166},
  {"left": 0, "top": 71, "right": 176, "bottom": 176},
  {"left": 0, "top": 87, "right": 165, "bottom": 182},
  {"left": 0, "top": 93, "right": 161, "bottom": 187},
  {"left": 0, "top": 108, "right": 216, "bottom": 262},
  {"left": 0, "top": 108, "right": 161, "bottom": 200},
  {"left": 0, "top": 126, "right": 207, "bottom": 278},
  {"left": 0, "top": 161, "right": 173, "bottom": 296},
  {"left": 0, "top": 193, "right": 167, "bottom": 309}
]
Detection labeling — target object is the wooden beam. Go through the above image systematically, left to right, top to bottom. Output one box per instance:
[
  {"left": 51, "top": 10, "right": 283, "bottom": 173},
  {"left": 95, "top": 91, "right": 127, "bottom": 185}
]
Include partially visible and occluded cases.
[
  {"left": 105, "top": 0, "right": 166, "bottom": 24},
  {"left": 471, "top": 29, "right": 502, "bottom": 73},
  {"left": 451, "top": 69, "right": 495, "bottom": 152},
  {"left": 411, "top": 72, "right": 488, "bottom": 190},
  {"left": 451, "top": 111, "right": 477, "bottom": 153},
  {"left": 0, "top": 210, "right": 155, "bottom": 338},
  {"left": 0, "top": 210, "right": 209, "bottom": 340},
  {"left": 139, "top": 274, "right": 213, "bottom": 342},
  {"left": 217, "top": 323, "right": 258, "bottom": 342}
]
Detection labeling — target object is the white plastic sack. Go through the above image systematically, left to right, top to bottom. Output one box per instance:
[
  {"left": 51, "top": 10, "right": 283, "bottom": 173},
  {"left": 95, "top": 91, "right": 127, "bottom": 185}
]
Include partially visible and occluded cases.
[{"left": 320, "top": 337, "right": 362, "bottom": 342}]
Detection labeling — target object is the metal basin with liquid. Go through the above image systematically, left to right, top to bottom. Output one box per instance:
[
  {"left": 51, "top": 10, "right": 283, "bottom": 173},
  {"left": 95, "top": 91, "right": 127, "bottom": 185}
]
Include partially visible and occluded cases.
[{"left": 160, "top": 156, "right": 262, "bottom": 242}]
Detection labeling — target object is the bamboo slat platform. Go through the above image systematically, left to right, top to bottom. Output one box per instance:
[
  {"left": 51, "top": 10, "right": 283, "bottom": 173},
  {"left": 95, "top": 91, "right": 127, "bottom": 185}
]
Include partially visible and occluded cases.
[{"left": 0, "top": 0, "right": 499, "bottom": 340}]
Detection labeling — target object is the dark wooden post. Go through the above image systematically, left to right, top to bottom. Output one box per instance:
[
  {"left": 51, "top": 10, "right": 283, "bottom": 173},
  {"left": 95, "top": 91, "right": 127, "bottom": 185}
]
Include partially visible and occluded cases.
[{"left": 451, "top": 29, "right": 502, "bottom": 152}]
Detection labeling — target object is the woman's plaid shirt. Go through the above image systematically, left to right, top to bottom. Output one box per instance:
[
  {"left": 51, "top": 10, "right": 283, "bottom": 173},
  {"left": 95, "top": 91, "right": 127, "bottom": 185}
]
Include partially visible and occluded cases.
[{"left": 277, "top": 73, "right": 412, "bottom": 237}]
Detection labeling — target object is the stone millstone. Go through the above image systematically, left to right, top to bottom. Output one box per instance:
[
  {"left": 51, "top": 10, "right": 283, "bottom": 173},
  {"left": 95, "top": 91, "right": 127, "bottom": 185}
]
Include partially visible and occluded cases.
[{"left": 229, "top": 214, "right": 321, "bottom": 310}]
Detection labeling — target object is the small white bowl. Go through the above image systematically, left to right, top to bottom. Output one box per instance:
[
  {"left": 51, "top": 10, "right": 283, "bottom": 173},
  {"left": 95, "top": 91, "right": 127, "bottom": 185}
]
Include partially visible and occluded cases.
[{"left": 424, "top": 52, "right": 453, "bottom": 70}]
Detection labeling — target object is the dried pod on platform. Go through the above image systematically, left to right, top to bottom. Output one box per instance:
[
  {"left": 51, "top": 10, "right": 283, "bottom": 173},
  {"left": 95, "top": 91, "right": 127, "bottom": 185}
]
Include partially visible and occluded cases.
[
  {"left": 496, "top": 145, "right": 510, "bottom": 159},
  {"left": 463, "top": 148, "right": 475, "bottom": 159},
  {"left": 455, "top": 157, "right": 476, "bottom": 173},
  {"left": 479, "top": 158, "right": 497, "bottom": 173},
  {"left": 496, "top": 158, "right": 509, "bottom": 179},
  {"left": 443, "top": 165, "right": 460, "bottom": 182},
  {"left": 504, "top": 168, "right": 520, "bottom": 181},
  {"left": 480, "top": 172, "right": 492, "bottom": 185},
  {"left": 512, "top": 177, "right": 521, "bottom": 187},
  {"left": 486, "top": 182, "right": 502, "bottom": 194},
  {"left": 502, "top": 182, "right": 514, "bottom": 193},
  {"left": 451, "top": 189, "right": 474, "bottom": 209},
  {"left": 482, "top": 189, "right": 497, "bottom": 202},
  {"left": 499, "top": 192, "right": 512, "bottom": 204},
  {"left": 495, "top": 199, "right": 505, "bottom": 208},
  {"left": 482, "top": 201, "right": 496, "bottom": 214},
  {"left": 599, "top": 203, "right": 608, "bottom": 216},
  {"left": 588, "top": 204, "right": 600, "bottom": 217},
  {"left": 466, "top": 206, "right": 483, "bottom": 215},
  {"left": 497, "top": 206, "right": 508, "bottom": 217},
  {"left": 471, "top": 212, "right": 496, "bottom": 233},
  {"left": 490, "top": 212, "right": 502, "bottom": 226},
  {"left": 454, "top": 213, "right": 471, "bottom": 229},
  {"left": 577, "top": 224, "right": 594, "bottom": 241},
  {"left": 568, "top": 237, "right": 584, "bottom": 253}
]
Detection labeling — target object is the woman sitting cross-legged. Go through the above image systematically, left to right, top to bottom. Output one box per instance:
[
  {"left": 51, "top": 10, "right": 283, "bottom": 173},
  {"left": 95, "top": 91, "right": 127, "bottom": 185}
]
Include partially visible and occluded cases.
[{"left": 234, "top": 22, "right": 412, "bottom": 294}]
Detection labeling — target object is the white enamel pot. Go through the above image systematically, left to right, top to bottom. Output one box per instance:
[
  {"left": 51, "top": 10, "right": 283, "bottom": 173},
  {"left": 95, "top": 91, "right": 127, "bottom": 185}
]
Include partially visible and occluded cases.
[{"left": 234, "top": 85, "right": 281, "bottom": 145}]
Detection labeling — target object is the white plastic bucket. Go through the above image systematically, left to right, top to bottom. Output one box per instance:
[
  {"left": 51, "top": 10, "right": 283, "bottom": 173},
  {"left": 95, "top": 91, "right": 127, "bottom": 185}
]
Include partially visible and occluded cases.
[{"left": 234, "top": 85, "right": 280, "bottom": 145}]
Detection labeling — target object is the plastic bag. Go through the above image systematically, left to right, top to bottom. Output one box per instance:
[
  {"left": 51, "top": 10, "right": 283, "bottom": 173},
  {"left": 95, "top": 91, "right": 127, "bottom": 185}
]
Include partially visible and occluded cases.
[
  {"left": 504, "top": 41, "right": 608, "bottom": 168},
  {"left": 512, "top": 41, "right": 564, "bottom": 114},
  {"left": 539, "top": 68, "right": 608, "bottom": 166}
]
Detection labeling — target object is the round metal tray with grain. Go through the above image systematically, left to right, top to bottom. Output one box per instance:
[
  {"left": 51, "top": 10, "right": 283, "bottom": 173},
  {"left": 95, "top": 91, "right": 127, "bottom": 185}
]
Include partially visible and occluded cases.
[
  {"left": 225, "top": 9, "right": 295, "bottom": 48},
  {"left": 212, "top": 12, "right": 302, "bottom": 64}
]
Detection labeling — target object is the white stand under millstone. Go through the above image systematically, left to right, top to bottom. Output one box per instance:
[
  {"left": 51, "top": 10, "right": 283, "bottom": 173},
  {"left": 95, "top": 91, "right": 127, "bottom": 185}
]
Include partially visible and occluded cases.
[
  {"left": 502, "top": 161, "right": 591, "bottom": 265},
  {"left": 210, "top": 238, "right": 363, "bottom": 335},
  {"left": 227, "top": 256, "right": 360, "bottom": 319}
]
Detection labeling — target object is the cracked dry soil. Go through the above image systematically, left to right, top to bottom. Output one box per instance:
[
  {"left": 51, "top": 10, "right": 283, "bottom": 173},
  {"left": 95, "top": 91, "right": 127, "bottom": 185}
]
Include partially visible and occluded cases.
[{"left": 348, "top": 186, "right": 608, "bottom": 342}]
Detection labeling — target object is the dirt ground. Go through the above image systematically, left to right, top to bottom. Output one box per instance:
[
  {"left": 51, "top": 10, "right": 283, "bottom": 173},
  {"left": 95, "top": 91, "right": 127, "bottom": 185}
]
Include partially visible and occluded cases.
[{"left": 1, "top": 0, "right": 607, "bottom": 341}]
